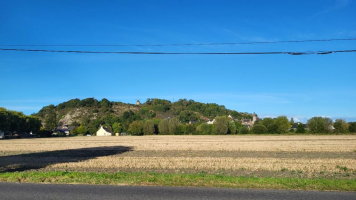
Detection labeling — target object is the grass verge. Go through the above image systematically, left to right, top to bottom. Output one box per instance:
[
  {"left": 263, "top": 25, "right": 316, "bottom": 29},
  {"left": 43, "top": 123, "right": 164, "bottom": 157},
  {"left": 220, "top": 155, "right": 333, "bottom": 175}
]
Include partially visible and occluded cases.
[{"left": 0, "top": 171, "right": 355, "bottom": 191}]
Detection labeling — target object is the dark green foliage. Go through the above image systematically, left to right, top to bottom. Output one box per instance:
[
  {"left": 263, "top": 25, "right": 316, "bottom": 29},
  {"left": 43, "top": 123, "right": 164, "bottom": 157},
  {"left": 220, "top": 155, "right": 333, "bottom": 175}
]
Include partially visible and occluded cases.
[
  {"left": 100, "top": 98, "right": 111, "bottom": 108},
  {"left": 44, "top": 107, "right": 57, "bottom": 131},
  {"left": 0, "top": 108, "right": 42, "bottom": 136},
  {"left": 179, "top": 110, "right": 198, "bottom": 123},
  {"left": 214, "top": 116, "right": 229, "bottom": 135},
  {"left": 274, "top": 116, "right": 290, "bottom": 134},
  {"left": 169, "top": 117, "right": 181, "bottom": 135},
  {"left": 307, "top": 117, "right": 333, "bottom": 133},
  {"left": 262, "top": 118, "right": 275, "bottom": 133},
  {"left": 158, "top": 119, "right": 169, "bottom": 134},
  {"left": 333, "top": 119, "right": 349, "bottom": 133},
  {"left": 143, "top": 120, "right": 155, "bottom": 135},
  {"left": 128, "top": 121, "right": 143, "bottom": 135},
  {"left": 228, "top": 121, "right": 237, "bottom": 134},
  {"left": 112, "top": 122, "right": 122, "bottom": 134},
  {"left": 349, "top": 122, "right": 356, "bottom": 133},
  {"left": 196, "top": 123, "right": 211, "bottom": 135},
  {"left": 296, "top": 123, "right": 306, "bottom": 133},
  {"left": 185, "top": 124, "right": 196, "bottom": 135},
  {"left": 252, "top": 124, "right": 268, "bottom": 134},
  {"left": 239, "top": 126, "right": 249, "bottom": 134}
]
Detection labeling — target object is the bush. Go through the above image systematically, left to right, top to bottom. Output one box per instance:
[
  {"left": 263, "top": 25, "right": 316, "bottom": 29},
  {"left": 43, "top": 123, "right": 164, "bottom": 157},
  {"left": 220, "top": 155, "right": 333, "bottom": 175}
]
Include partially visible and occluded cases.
[
  {"left": 252, "top": 124, "right": 267, "bottom": 134},
  {"left": 240, "top": 126, "right": 249, "bottom": 134}
]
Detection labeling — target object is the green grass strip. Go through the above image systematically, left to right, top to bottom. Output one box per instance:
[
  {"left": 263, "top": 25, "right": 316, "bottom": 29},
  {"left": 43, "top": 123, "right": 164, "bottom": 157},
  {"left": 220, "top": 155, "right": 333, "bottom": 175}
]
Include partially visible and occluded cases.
[{"left": 0, "top": 171, "right": 355, "bottom": 191}]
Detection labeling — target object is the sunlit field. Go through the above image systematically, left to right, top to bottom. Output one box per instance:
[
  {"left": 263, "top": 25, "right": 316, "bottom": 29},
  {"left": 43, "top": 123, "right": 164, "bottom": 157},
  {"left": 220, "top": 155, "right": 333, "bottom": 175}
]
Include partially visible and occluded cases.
[{"left": 1, "top": 135, "right": 355, "bottom": 179}]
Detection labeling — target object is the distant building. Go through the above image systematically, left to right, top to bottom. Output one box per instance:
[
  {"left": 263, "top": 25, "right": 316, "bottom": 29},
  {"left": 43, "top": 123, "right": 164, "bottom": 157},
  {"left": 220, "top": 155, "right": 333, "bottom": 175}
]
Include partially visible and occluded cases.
[
  {"left": 136, "top": 100, "right": 141, "bottom": 105},
  {"left": 239, "top": 114, "right": 258, "bottom": 126},
  {"left": 207, "top": 119, "right": 215, "bottom": 124},
  {"left": 189, "top": 120, "right": 198, "bottom": 124},
  {"left": 290, "top": 122, "right": 307, "bottom": 131},
  {"left": 56, "top": 125, "right": 75, "bottom": 135},
  {"left": 96, "top": 125, "right": 112, "bottom": 136}
]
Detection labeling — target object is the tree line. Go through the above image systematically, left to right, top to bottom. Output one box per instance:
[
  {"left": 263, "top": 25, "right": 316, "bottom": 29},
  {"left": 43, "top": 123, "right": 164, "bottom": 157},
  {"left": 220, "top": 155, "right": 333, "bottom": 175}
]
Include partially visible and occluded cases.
[{"left": 0, "top": 107, "right": 42, "bottom": 137}]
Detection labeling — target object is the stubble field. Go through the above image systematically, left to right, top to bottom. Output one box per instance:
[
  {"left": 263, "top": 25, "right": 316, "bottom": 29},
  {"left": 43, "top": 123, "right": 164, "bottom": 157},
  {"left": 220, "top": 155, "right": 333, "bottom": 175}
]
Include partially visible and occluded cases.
[{"left": 1, "top": 135, "right": 355, "bottom": 179}]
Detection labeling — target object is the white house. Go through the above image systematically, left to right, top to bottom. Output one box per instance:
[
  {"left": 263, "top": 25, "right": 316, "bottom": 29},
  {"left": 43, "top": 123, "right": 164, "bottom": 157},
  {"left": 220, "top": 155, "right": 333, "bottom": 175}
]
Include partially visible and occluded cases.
[
  {"left": 207, "top": 119, "right": 215, "bottom": 124},
  {"left": 96, "top": 125, "right": 112, "bottom": 136},
  {"left": 0, "top": 130, "right": 4, "bottom": 139}
]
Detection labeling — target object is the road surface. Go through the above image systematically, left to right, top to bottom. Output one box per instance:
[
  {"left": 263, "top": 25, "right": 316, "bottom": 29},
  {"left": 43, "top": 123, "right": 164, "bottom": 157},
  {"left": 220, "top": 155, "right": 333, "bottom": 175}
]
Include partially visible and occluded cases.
[{"left": 0, "top": 182, "right": 355, "bottom": 200}]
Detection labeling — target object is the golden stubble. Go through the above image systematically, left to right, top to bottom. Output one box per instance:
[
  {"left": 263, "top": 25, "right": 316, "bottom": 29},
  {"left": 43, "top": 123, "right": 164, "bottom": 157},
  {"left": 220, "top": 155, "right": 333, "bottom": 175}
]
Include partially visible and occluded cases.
[
  {"left": 1, "top": 135, "right": 355, "bottom": 152},
  {"left": 1, "top": 135, "right": 355, "bottom": 176}
]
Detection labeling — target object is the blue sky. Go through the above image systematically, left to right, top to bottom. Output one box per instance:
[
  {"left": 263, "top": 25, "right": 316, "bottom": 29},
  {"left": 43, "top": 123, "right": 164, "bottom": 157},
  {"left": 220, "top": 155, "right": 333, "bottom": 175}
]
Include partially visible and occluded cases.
[{"left": 0, "top": 0, "right": 355, "bottom": 122}]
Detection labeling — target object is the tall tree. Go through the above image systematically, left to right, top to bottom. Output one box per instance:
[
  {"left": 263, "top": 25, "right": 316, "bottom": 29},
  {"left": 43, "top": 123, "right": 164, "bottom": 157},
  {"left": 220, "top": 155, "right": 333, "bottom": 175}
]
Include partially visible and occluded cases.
[
  {"left": 44, "top": 108, "right": 57, "bottom": 131},
  {"left": 214, "top": 116, "right": 229, "bottom": 135},
  {"left": 274, "top": 116, "right": 290, "bottom": 134},
  {"left": 168, "top": 117, "right": 181, "bottom": 135},
  {"left": 307, "top": 117, "right": 333, "bottom": 133},
  {"left": 158, "top": 119, "right": 169, "bottom": 135},
  {"left": 333, "top": 119, "right": 349, "bottom": 133},
  {"left": 143, "top": 120, "right": 155, "bottom": 135},
  {"left": 128, "top": 121, "right": 143, "bottom": 135},
  {"left": 228, "top": 121, "right": 237, "bottom": 134},
  {"left": 112, "top": 122, "right": 122, "bottom": 134},
  {"left": 349, "top": 122, "right": 356, "bottom": 133},
  {"left": 296, "top": 123, "right": 306, "bottom": 133},
  {"left": 252, "top": 124, "right": 268, "bottom": 134}
]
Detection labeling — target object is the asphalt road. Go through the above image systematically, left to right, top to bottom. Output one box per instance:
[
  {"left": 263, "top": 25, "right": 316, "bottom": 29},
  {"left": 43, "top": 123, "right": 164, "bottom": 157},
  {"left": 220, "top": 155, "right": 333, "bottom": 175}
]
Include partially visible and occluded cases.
[{"left": 0, "top": 182, "right": 355, "bottom": 200}]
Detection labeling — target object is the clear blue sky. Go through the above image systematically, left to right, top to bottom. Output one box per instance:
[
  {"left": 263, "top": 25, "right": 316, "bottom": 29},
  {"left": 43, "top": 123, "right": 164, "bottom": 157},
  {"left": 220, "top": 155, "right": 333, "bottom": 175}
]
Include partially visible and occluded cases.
[{"left": 0, "top": 0, "right": 355, "bottom": 122}]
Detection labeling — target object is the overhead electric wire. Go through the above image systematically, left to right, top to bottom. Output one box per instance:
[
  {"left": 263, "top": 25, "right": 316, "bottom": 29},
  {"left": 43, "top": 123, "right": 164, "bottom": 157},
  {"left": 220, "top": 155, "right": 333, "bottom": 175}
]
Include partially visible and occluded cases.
[
  {"left": 0, "top": 38, "right": 355, "bottom": 47},
  {"left": 1, "top": 48, "right": 356, "bottom": 55}
]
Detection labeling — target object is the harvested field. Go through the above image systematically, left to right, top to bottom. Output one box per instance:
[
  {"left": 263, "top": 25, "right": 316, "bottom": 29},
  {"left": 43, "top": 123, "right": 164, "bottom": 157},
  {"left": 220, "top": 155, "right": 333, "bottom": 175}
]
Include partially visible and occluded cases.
[{"left": 1, "top": 135, "right": 355, "bottom": 179}]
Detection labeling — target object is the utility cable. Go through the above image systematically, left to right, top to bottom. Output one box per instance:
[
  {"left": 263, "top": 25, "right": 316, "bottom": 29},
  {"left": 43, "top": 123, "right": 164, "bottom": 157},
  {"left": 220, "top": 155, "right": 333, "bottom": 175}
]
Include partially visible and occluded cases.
[
  {"left": 0, "top": 38, "right": 355, "bottom": 47},
  {"left": 1, "top": 48, "right": 356, "bottom": 55}
]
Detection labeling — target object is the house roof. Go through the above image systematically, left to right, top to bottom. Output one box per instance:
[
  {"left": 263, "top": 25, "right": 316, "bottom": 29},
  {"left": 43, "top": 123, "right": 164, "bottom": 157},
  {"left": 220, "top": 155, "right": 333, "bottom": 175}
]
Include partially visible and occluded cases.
[
  {"left": 56, "top": 125, "right": 75, "bottom": 131},
  {"left": 102, "top": 126, "right": 112, "bottom": 133}
]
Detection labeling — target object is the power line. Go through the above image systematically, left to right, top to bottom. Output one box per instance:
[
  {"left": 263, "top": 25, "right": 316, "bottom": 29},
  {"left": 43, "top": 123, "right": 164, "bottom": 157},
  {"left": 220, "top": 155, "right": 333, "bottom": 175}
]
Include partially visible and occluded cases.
[
  {"left": 0, "top": 38, "right": 355, "bottom": 47},
  {"left": 1, "top": 48, "right": 356, "bottom": 55}
]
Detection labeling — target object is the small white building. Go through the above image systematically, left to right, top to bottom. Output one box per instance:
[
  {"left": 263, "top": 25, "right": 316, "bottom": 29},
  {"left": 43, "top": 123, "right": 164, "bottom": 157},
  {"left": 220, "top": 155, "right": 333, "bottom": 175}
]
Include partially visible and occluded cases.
[
  {"left": 207, "top": 119, "right": 215, "bottom": 124},
  {"left": 96, "top": 125, "right": 112, "bottom": 136},
  {"left": 0, "top": 130, "right": 4, "bottom": 139}
]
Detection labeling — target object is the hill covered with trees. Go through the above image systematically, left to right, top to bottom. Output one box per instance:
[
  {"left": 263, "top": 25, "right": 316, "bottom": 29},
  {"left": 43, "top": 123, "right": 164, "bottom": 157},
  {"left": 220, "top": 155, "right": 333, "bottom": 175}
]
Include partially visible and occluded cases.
[{"left": 34, "top": 98, "right": 254, "bottom": 135}]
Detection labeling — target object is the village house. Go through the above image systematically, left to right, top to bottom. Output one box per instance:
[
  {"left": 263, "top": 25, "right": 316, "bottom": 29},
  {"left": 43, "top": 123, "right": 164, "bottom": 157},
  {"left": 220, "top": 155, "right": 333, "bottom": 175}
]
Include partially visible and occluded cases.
[
  {"left": 207, "top": 119, "right": 215, "bottom": 124},
  {"left": 55, "top": 125, "right": 75, "bottom": 135},
  {"left": 96, "top": 125, "right": 112, "bottom": 136}
]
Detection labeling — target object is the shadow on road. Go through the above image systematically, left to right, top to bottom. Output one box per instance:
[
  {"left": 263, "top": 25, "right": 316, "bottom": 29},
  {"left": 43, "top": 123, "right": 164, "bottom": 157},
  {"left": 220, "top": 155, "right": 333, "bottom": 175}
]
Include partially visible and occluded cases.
[{"left": 0, "top": 146, "right": 132, "bottom": 173}]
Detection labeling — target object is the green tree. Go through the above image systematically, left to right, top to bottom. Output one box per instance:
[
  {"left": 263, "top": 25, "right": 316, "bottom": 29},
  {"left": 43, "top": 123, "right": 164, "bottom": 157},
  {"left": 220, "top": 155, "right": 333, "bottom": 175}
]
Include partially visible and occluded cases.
[
  {"left": 100, "top": 98, "right": 111, "bottom": 108},
  {"left": 44, "top": 108, "right": 57, "bottom": 131},
  {"left": 214, "top": 116, "right": 229, "bottom": 135},
  {"left": 274, "top": 116, "right": 290, "bottom": 134},
  {"left": 169, "top": 117, "right": 181, "bottom": 135},
  {"left": 290, "top": 117, "right": 294, "bottom": 126},
  {"left": 307, "top": 117, "right": 333, "bottom": 133},
  {"left": 262, "top": 118, "right": 275, "bottom": 133},
  {"left": 158, "top": 119, "right": 169, "bottom": 135},
  {"left": 333, "top": 119, "right": 348, "bottom": 133},
  {"left": 143, "top": 120, "right": 155, "bottom": 135},
  {"left": 128, "top": 121, "right": 143, "bottom": 135},
  {"left": 228, "top": 121, "right": 237, "bottom": 134},
  {"left": 112, "top": 122, "right": 122, "bottom": 134},
  {"left": 349, "top": 122, "right": 356, "bottom": 133},
  {"left": 196, "top": 123, "right": 211, "bottom": 135},
  {"left": 296, "top": 123, "right": 306, "bottom": 133},
  {"left": 76, "top": 124, "right": 86, "bottom": 135},
  {"left": 185, "top": 124, "right": 196, "bottom": 135},
  {"left": 252, "top": 124, "right": 268, "bottom": 134},
  {"left": 239, "top": 126, "right": 249, "bottom": 134}
]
